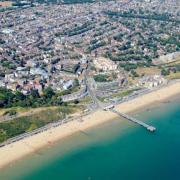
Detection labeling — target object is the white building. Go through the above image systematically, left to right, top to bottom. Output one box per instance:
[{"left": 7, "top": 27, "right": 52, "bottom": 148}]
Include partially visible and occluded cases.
[
  {"left": 94, "top": 57, "right": 117, "bottom": 71},
  {"left": 139, "top": 75, "right": 167, "bottom": 88},
  {"left": 63, "top": 80, "right": 74, "bottom": 90}
]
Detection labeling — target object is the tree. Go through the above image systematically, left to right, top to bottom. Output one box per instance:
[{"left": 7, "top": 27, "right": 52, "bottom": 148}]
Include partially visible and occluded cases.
[
  {"left": 161, "top": 68, "right": 170, "bottom": 76},
  {"left": 130, "top": 70, "right": 139, "bottom": 77},
  {"left": 73, "top": 79, "right": 79, "bottom": 87},
  {"left": 43, "top": 87, "right": 55, "bottom": 99},
  {"left": 0, "top": 88, "right": 14, "bottom": 107},
  {"left": 31, "top": 89, "right": 40, "bottom": 98},
  {"left": 15, "top": 91, "right": 25, "bottom": 101},
  {"left": 0, "top": 93, "right": 6, "bottom": 107},
  {"left": 74, "top": 99, "right": 79, "bottom": 104}
]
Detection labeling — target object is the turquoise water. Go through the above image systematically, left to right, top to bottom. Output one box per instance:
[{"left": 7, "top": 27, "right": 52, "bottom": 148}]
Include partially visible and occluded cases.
[{"left": 0, "top": 99, "right": 180, "bottom": 180}]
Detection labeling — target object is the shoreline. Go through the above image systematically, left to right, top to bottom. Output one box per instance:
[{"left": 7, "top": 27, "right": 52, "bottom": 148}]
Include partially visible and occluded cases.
[{"left": 0, "top": 82, "right": 180, "bottom": 169}]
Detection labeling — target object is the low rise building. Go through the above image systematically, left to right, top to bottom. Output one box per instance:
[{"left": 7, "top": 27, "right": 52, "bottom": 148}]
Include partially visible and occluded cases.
[
  {"left": 93, "top": 57, "right": 117, "bottom": 71},
  {"left": 139, "top": 75, "right": 167, "bottom": 88},
  {"left": 62, "top": 80, "right": 74, "bottom": 90}
]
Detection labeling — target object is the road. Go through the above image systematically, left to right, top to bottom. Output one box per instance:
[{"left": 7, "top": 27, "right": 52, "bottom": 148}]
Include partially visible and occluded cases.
[{"left": 84, "top": 62, "right": 102, "bottom": 109}]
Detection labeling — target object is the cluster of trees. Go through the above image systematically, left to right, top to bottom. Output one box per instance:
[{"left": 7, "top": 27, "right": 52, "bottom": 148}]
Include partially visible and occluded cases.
[
  {"left": 10, "top": 0, "right": 99, "bottom": 6},
  {"left": 63, "top": 0, "right": 94, "bottom": 4},
  {"left": 12, "top": 2, "right": 33, "bottom": 7},
  {"left": 105, "top": 10, "right": 180, "bottom": 23},
  {"left": 99, "top": 20, "right": 109, "bottom": 26},
  {"left": 59, "top": 22, "right": 94, "bottom": 37},
  {"left": 93, "top": 31, "right": 103, "bottom": 37},
  {"left": 160, "top": 36, "right": 180, "bottom": 50},
  {"left": 86, "top": 40, "right": 106, "bottom": 53},
  {"left": 105, "top": 50, "right": 152, "bottom": 66},
  {"left": 0, "top": 59, "right": 17, "bottom": 70},
  {"left": 119, "top": 62, "right": 137, "bottom": 71},
  {"left": 161, "top": 64, "right": 180, "bottom": 76},
  {"left": 174, "top": 64, "right": 180, "bottom": 72},
  {"left": 161, "top": 68, "right": 170, "bottom": 76},
  {"left": 130, "top": 70, "right": 139, "bottom": 78},
  {"left": 94, "top": 74, "right": 111, "bottom": 82},
  {"left": 0, "top": 87, "right": 63, "bottom": 108}
]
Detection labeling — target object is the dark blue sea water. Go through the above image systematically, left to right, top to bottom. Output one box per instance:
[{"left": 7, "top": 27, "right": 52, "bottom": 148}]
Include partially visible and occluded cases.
[{"left": 0, "top": 98, "right": 180, "bottom": 180}]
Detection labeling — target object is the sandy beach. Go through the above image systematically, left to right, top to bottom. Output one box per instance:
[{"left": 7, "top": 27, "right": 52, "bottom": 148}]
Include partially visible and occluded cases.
[{"left": 0, "top": 82, "right": 180, "bottom": 169}]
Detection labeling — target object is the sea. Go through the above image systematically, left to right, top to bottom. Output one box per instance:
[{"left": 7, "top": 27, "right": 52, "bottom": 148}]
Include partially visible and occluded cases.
[{"left": 0, "top": 97, "right": 180, "bottom": 180}]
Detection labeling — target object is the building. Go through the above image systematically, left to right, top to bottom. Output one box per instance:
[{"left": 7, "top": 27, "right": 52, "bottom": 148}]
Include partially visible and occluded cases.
[
  {"left": 93, "top": 57, "right": 117, "bottom": 71},
  {"left": 139, "top": 75, "right": 167, "bottom": 88},
  {"left": 62, "top": 80, "right": 74, "bottom": 90}
]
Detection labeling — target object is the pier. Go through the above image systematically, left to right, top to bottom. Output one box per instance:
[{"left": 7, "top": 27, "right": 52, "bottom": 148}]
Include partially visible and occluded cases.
[{"left": 104, "top": 106, "right": 156, "bottom": 132}]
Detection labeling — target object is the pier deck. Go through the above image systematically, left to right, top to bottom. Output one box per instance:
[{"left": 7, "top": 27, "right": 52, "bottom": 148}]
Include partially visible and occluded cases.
[{"left": 110, "top": 109, "right": 156, "bottom": 132}]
